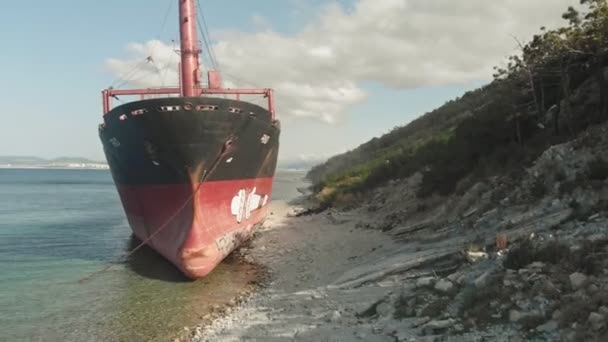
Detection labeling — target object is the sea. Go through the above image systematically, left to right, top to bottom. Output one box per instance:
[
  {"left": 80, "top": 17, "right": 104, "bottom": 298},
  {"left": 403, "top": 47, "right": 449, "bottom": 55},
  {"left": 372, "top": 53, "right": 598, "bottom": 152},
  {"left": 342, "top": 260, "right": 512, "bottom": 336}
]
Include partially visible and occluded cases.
[{"left": 0, "top": 168, "right": 308, "bottom": 342}]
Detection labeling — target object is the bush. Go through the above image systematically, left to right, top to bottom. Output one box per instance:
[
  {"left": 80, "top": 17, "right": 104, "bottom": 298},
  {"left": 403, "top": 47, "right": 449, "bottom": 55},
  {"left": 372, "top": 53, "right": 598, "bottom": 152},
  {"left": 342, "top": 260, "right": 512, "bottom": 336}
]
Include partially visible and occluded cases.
[
  {"left": 587, "top": 157, "right": 608, "bottom": 181},
  {"left": 530, "top": 178, "right": 548, "bottom": 199},
  {"left": 559, "top": 179, "right": 578, "bottom": 197},
  {"left": 504, "top": 239, "right": 608, "bottom": 275},
  {"left": 504, "top": 240, "right": 571, "bottom": 270}
]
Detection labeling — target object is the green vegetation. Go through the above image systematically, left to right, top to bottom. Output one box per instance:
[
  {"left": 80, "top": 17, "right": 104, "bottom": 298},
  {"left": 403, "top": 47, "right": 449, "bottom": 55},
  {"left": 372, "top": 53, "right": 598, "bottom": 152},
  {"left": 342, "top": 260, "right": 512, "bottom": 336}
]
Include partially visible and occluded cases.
[
  {"left": 308, "top": 0, "right": 608, "bottom": 206},
  {"left": 587, "top": 156, "right": 608, "bottom": 180},
  {"left": 504, "top": 238, "right": 608, "bottom": 275}
]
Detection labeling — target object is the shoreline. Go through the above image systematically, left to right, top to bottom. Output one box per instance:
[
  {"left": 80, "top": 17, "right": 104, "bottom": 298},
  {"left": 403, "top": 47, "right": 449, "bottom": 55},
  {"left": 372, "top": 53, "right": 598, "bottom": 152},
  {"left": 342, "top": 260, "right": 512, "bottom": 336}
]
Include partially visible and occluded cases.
[
  {"left": 179, "top": 175, "right": 608, "bottom": 341},
  {"left": 181, "top": 200, "right": 406, "bottom": 342}
]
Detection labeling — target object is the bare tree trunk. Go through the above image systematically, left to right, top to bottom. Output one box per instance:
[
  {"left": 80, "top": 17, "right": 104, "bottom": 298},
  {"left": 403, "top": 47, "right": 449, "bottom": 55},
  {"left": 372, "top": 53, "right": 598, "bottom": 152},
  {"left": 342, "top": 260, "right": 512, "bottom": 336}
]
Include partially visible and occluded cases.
[
  {"left": 512, "top": 35, "right": 541, "bottom": 117},
  {"left": 595, "top": 58, "right": 607, "bottom": 118},
  {"left": 560, "top": 60, "right": 574, "bottom": 135},
  {"left": 527, "top": 70, "right": 541, "bottom": 117},
  {"left": 539, "top": 77, "right": 546, "bottom": 115},
  {"left": 553, "top": 107, "right": 560, "bottom": 136},
  {"left": 515, "top": 114, "right": 522, "bottom": 145}
]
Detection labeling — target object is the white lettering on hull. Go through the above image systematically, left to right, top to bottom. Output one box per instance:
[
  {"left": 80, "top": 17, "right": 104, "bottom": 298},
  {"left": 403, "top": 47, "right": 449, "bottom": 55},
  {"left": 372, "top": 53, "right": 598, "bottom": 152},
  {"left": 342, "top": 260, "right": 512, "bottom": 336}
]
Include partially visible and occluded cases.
[{"left": 230, "top": 187, "right": 269, "bottom": 223}]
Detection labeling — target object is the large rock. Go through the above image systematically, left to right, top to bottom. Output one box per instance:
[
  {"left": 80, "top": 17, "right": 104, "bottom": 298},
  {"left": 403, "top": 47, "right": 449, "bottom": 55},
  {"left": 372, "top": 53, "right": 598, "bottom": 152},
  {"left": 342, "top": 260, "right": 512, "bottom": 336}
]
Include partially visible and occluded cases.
[
  {"left": 465, "top": 251, "right": 488, "bottom": 263},
  {"left": 527, "top": 261, "right": 546, "bottom": 270},
  {"left": 447, "top": 271, "right": 464, "bottom": 285},
  {"left": 474, "top": 271, "right": 490, "bottom": 288},
  {"left": 569, "top": 272, "right": 588, "bottom": 291},
  {"left": 416, "top": 277, "right": 436, "bottom": 288},
  {"left": 434, "top": 279, "right": 454, "bottom": 293},
  {"left": 376, "top": 302, "right": 393, "bottom": 318},
  {"left": 326, "top": 310, "right": 342, "bottom": 323},
  {"left": 509, "top": 310, "right": 523, "bottom": 323},
  {"left": 589, "top": 312, "right": 605, "bottom": 331},
  {"left": 422, "top": 319, "right": 455, "bottom": 334},
  {"left": 536, "top": 320, "right": 558, "bottom": 333}
]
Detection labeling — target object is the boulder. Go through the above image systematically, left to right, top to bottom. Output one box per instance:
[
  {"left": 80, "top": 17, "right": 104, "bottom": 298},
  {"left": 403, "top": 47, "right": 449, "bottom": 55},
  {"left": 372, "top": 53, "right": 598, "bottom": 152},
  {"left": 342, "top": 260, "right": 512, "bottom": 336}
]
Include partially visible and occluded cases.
[
  {"left": 474, "top": 271, "right": 491, "bottom": 288},
  {"left": 569, "top": 272, "right": 588, "bottom": 291},
  {"left": 416, "top": 277, "right": 436, "bottom": 288},
  {"left": 434, "top": 279, "right": 454, "bottom": 293},
  {"left": 509, "top": 310, "right": 523, "bottom": 323},
  {"left": 588, "top": 312, "right": 605, "bottom": 331}
]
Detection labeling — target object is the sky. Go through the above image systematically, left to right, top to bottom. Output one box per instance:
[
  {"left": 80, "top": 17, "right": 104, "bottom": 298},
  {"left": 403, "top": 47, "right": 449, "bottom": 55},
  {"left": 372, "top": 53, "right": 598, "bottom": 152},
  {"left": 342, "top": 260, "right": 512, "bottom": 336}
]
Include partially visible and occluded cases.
[{"left": 0, "top": 0, "right": 581, "bottom": 165}]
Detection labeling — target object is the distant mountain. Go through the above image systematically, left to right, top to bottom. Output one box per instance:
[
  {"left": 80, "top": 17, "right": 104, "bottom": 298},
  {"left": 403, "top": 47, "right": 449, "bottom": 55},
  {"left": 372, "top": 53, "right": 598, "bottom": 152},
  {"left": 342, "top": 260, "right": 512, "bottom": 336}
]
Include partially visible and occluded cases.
[
  {"left": 278, "top": 155, "right": 329, "bottom": 171},
  {"left": 0, "top": 156, "right": 47, "bottom": 165},
  {"left": 49, "top": 157, "right": 104, "bottom": 164}
]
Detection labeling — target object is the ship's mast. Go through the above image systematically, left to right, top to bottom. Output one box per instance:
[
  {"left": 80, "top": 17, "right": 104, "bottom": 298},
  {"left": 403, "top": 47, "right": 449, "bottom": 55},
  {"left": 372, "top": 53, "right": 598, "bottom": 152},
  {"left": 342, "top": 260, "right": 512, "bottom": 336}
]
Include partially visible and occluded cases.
[
  {"left": 102, "top": 0, "right": 274, "bottom": 117},
  {"left": 179, "top": 0, "right": 201, "bottom": 97}
]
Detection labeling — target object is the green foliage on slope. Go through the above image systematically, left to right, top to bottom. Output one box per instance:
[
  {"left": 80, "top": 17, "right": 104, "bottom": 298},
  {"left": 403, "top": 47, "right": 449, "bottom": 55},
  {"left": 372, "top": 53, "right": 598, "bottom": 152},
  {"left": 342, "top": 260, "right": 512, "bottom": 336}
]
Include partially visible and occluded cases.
[{"left": 308, "top": 0, "right": 608, "bottom": 206}]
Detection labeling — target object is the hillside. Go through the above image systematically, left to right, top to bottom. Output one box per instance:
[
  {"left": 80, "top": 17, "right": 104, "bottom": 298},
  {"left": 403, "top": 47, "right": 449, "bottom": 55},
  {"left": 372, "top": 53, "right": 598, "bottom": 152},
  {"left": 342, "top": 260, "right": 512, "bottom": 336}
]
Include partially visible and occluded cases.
[
  {"left": 307, "top": 1, "right": 608, "bottom": 207},
  {"left": 288, "top": 3, "right": 608, "bottom": 340}
]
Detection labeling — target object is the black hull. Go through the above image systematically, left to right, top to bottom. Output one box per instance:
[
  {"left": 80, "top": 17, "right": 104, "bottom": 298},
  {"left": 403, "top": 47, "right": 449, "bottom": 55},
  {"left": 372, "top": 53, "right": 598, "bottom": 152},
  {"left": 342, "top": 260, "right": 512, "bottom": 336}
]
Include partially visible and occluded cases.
[{"left": 99, "top": 97, "right": 280, "bottom": 185}]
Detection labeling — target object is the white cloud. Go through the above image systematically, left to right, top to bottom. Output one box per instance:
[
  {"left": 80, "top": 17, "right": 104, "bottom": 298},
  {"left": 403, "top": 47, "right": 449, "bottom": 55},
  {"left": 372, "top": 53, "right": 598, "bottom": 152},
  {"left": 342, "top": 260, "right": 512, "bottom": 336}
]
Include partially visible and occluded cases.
[
  {"left": 105, "top": 0, "right": 579, "bottom": 123},
  {"left": 106, "top": 40, "right": 182, "bottom": 88}
]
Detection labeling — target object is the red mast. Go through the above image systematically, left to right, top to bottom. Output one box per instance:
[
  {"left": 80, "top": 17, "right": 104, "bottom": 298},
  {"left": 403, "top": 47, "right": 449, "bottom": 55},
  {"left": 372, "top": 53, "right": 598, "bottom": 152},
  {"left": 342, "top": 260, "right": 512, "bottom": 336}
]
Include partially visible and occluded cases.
[{"left": 178, "top": 0, "right": 201, "bottom": 97}]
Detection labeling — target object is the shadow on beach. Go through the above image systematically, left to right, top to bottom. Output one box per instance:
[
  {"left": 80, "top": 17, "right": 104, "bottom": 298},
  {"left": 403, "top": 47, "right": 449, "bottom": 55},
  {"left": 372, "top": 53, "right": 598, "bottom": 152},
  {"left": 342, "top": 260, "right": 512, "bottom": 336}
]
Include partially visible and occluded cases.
[{"left": 125, "top": 235, "right": 191, "bottom": 283}]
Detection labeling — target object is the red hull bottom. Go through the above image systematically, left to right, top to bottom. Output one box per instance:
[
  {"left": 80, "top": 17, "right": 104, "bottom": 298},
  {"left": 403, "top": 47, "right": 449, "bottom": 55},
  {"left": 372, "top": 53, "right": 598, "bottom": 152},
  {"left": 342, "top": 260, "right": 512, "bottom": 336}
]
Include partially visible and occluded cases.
[{"left": 117, "top": 177, "right": 273, "bottom": 278}]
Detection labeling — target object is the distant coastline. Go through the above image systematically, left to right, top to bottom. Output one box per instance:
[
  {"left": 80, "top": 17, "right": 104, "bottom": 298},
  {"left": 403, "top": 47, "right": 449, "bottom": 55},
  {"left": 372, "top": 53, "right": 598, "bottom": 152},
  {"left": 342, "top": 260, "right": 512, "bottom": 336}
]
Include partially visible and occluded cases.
[
  {"left": 0, "top": 156, "right": 109, "bottom": 170},
  {"left": 0, "top": 156, "right": 318, "bottom": 172},
  {"left": 0, "top": 164, "right": 109, "bottom": 170},
  {"left": 1, "top": 165, "right": 309, "bottom": 172}
]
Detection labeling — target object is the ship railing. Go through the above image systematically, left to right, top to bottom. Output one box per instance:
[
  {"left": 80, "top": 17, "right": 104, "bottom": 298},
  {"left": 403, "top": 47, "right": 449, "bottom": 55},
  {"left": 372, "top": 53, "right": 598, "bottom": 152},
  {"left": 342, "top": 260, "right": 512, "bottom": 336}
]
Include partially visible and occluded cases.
[{"left": 102, "top": 87, "right": 276, "bottom": 120}]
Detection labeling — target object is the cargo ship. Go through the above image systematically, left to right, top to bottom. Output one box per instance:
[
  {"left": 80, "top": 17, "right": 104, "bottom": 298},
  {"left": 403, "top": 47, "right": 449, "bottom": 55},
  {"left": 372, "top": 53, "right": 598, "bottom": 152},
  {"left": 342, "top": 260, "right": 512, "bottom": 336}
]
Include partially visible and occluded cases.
[{"left": 98, "top": 0, "right": 280, "bottom": 279}]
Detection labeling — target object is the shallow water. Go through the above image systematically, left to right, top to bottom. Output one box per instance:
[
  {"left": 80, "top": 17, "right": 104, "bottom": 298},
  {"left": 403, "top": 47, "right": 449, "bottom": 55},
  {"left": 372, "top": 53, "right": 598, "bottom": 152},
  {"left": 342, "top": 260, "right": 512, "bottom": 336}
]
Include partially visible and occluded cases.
[{"left": 0, "top": 169, "right": 307, "bottom": 341}]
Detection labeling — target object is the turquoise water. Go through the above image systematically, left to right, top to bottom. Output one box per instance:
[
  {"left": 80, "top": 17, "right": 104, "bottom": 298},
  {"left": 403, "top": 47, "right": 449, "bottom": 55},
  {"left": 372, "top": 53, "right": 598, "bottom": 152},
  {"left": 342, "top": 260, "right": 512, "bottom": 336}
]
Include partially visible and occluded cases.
[{"left": 0, "top": 169, "right": 307, "bottom": 342}]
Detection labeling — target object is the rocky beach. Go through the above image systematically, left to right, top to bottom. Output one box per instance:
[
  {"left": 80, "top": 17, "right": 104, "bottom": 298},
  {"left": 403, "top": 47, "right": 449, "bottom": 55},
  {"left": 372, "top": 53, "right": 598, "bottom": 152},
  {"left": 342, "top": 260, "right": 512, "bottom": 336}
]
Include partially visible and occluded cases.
[{"left": 178, "top": 121, "right": 608, "bottom": 342}]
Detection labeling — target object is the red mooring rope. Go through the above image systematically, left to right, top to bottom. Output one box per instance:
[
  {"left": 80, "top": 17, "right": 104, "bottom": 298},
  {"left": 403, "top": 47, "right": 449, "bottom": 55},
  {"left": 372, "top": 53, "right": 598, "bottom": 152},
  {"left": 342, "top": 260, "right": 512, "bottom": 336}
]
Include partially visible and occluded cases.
[
  {"left": 78, "top": 140, "right": 232, "bottom": 284},
  {"left": 78, "top": 181, "right": 204, "bottom": 284}
]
